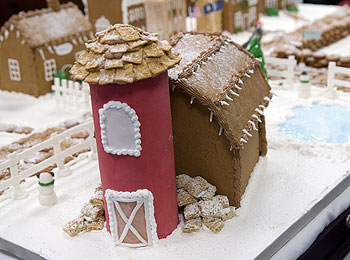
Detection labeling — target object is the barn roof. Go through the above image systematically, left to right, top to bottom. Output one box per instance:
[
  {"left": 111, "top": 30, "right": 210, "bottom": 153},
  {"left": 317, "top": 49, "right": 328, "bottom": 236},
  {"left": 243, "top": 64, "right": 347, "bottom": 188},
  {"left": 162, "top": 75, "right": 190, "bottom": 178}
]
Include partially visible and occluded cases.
[
  {"left": 0, "top": 2, "right": 91, "bottom": 48},
  {"left": 70, "top": 24, "right": 181, "bottom": 85},
  {"left": 168, "top": 32, "right": 272, "bottom": 148}
]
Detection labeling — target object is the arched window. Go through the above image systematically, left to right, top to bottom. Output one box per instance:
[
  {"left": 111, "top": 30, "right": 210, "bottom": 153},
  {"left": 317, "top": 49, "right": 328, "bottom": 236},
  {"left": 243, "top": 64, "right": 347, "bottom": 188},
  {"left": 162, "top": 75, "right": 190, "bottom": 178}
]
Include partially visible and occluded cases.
[{"left": 99, "top": 101, "right": 141, "bottom": 157}]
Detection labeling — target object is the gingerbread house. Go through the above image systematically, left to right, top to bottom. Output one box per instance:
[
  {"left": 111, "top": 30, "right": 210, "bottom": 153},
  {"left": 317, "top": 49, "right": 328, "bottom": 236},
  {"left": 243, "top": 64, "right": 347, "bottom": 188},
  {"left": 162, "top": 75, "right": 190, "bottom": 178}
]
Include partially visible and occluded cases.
[
  {"left": 0, "top": 0, "right": 92, "bottom": 97},
  {"left": 87, "top": 0, "right": 186, "bottom": 41},
  {"left": 223, "top": 0, "right": 259, "bottom": 33},
  {"left": 259, "top": 0, "right": 297, "bottom": 15},
  {"left": 70, "top": 24, "right": 181, "bottom": 247},
  {"left": 168, "top": 32, "right": 272, "bottom": 207}
]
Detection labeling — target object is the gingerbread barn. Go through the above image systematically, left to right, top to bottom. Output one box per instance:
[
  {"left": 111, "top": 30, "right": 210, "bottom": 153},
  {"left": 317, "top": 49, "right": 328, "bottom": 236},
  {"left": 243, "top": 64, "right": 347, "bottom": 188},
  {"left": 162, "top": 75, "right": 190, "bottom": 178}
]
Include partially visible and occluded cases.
[
  {"left": 0, "top": 0, "right": 92, "bottom": 97},
  {"left": 87, "top": 0, "right": 186, "bottom": 40},
  {"left": 223, "top": 0, "right": 259, "bottom": 33},
  {"left": 70, "top": 24, "right": 181, "bottom": 247},
  {"left": 168, "top": 32, "right": 272, "bottom": 207}
]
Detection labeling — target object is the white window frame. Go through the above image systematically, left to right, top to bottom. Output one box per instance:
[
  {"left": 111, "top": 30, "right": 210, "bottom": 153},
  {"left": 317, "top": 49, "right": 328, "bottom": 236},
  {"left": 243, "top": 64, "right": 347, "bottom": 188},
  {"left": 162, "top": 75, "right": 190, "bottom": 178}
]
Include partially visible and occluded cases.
[
  {"left": 248, "top": 6, "right": 257, "bottom": 25},
  {"left": 234, "top": 11, "right": 243, "bottom": 29},
  {"left": 8, "top": 58, "right": 21, "bottom": 81},
  {"left": 43, "top": 59, "right": 57, "bottom": 81},
  {"left": 99, "top": 101, "right": 142, "bottom": 157},
  {"left": 105, "top": 189, "right": 158, "bottom": 247}
]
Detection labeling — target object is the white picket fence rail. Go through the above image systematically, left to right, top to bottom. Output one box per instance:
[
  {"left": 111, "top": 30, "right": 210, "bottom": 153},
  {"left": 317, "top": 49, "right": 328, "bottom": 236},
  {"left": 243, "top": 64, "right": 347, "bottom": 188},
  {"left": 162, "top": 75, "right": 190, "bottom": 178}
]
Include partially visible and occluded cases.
[
  {"left": 265, "top": 55, "right": 297, "bottom": 87},
  {"left": 327, "top": 61, "right": 350, "bottom": 92},
  {"left": 51, "top": 78, "right": 91, "bottom": 112},
  {"left": 0, "top": 120, "right": 97, "bottom": 199}
]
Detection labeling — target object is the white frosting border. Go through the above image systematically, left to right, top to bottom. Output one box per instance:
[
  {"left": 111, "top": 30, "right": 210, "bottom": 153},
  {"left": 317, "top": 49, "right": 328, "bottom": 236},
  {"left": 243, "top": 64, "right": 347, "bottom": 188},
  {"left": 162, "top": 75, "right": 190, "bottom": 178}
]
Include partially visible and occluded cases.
[
  {"left": 99, "top": 101, "right": 142, "bottom": 157},
  {"left": 105, "top": 189, "right": 158, "bottom": 247}
]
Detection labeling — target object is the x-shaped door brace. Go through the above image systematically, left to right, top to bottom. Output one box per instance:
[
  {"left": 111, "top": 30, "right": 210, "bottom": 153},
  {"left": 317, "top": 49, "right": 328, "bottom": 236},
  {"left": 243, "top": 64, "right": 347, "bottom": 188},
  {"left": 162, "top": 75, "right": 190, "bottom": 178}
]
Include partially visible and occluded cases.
[{"left": 114, "top": 200, "right": 147, "bottom": 245}]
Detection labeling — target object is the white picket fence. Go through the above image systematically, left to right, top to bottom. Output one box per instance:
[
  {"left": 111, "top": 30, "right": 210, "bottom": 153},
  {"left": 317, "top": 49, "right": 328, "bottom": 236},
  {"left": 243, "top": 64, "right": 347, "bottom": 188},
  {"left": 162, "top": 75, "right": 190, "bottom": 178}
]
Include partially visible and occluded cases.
[
  {"left": 265, "top": 55, "right": 297, "bottom": 87},
  {"left": 327, "top": 61, "right": 350, "bottom": 92},
  {"left": 51, "top": 78, "right": 91, "bottom": 112},
  {"left": 0, "top": 120, "right": 97, "bottom": 199}
]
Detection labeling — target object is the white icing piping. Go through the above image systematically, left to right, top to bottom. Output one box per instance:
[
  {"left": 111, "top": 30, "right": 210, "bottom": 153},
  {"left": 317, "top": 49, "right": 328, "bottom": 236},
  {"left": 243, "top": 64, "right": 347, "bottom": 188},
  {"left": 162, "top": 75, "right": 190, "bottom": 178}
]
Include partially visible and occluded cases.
[
  {"left": 9, "top": 24, "right": 14, "bottom": 31},
  {"left": 4, "top": 30, "right": 9, "bottom": 40},
  {"left": 16, "top": 31, "right": 20, "bottom": 38},
  {"left": 0, "top": 35, "right": 3, "bottom": 42},
  {"left": 83, "top": 35, "right": 88, "bottom": 41},
  {"left": 78, "top": 36, "right": 84, "bottom": 44},
  {"left": 72, "top": 38, "right": 78, "bottom": 45},
  {"left": 21, "top": 39, "right": 25, "bottom": 45},
  {"left": 47, "top": 46, "right": 55, "bottom": 54},
  {"left": 38, "top": 48, "right": 46, "bottom": 60},
  {"left": 256, "top": 57, "right": 262, "bottom": 62},
  {"left": 248, "top": 69, "right": 254, "bottom": 74},
  {"left": 244, "top": 73, "right": 251, "bottom": 78},
  {"left": 238, "top": 79, "right": 243, "bottom": 84},
  {"left": 234, "top": 84, "right": 242, "bottom": 90},
  {"left": 171, "top": 85, "right": 176, "bottom": 91},
  {"left": 230, "top": 89, "right": 239, "bottom": 97},
  {"left": 225, "top": 94, "right": 233, "bottom": 101},
  {"left": 190, "top": 96, "right": 195, "bottom": 104},
  {"left": 264, "top": 96, "right": 271, "bottom": 102},
  {"left": 99, "top": 101, "right": 142, "bottom": 157},
  {"left": 220, "top": 101, "right": 229, "bottom": 106},
  {"left": 259, "top": 105, "right": 266, "bottom": 110},
  {"left": 255, "top": 108, "right": 264, "bottom": 116},
  {"left": 209, "top": 110, "right": 213, "bottom": 123},
  {"left": 252, "top": 114, "right": 262, "bottom": 123},
  {"left": 248, "top": 120, "right": 258, "bottom": 131},
  {"left": 218, "top": 127, "right": 223, "bottom": 136},
  {"left": 243, "top": 129, "right": 252, "bottom": 137},
  {"left": 240, "top": 138, "right": 247, "bottom": 144},
  {"left": 230, "top": 146, "right": 233, "bottom": 151},
  {"left": 105, "top": 189, "right": 158, "bottom": 247}
]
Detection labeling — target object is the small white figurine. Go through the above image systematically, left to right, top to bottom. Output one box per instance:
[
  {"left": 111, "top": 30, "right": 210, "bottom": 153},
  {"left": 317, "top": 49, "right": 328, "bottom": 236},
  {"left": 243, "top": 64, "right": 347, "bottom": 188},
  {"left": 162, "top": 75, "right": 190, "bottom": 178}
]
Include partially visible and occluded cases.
[
  {"left": 299, "top": 71, "right": 311, "bottom": 99},
  {"left": 37, "top": 171, "right": 57, "bottom": 206}
]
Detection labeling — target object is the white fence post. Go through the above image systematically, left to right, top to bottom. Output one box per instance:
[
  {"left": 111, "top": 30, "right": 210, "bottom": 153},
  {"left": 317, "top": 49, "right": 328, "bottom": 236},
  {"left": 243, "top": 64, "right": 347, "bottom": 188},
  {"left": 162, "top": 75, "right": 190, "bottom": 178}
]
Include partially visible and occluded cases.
[
  {"left": 286, "top": 55, "right": 296, "bottom": 88},
  {"left": 327, "top": 61, "right": 336, "bottom": 96},
  {"left": 51, "top": 133, "right": 71, "bottom": 177},
  {"left": 8, "top": 153, "right": 26, "bottom": 199}
]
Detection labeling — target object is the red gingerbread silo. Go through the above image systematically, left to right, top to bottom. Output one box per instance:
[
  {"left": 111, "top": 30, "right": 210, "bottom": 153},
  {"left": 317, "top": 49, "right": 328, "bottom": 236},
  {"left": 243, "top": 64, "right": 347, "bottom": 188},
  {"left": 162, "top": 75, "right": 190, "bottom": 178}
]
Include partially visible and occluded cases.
[{"left": 70, "top": 24, "right": 181, "bottom": 247}]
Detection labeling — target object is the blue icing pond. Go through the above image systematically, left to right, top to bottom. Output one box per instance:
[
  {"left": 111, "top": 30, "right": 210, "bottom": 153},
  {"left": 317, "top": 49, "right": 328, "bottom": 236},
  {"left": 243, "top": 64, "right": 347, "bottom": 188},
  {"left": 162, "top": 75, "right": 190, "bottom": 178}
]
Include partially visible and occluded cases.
[{"left": 279, "top": 104, "right": 350, "bottom": 144}]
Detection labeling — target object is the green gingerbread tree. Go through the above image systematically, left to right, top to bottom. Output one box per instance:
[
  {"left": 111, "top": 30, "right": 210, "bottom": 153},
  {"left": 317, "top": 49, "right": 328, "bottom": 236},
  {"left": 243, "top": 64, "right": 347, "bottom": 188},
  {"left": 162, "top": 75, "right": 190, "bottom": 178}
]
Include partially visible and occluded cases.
[{"left": 246, "top": 36, "right": 267, "bottom": 77}]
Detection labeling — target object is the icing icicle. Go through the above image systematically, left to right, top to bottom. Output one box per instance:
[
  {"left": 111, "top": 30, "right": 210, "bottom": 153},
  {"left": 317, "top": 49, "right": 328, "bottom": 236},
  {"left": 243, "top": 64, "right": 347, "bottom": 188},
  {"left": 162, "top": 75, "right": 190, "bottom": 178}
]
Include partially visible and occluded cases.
[
  {"left": 4, "top": 30, "right": 9, "bottom": 39},
  {"left": 16, "top": 31, "right": 20, "bottom": 38},
  {"left": 78, "top": 36, "right": 84, "bottom": 44},
  {"left": 72, "top": 38, "right": 78, "bottom": 45},
  {"left": 47, "top": 46, "right": 54, "bottom": 54},
  {"left": 38, "top": 48, "right": 46, "bottom": 60},
  {"left": 248, "top": 69, "right": 254, "bottom": 74},
  {"left": 244, "top": 73, "right": 251, "bottom": 78},
  {"left": 238, "top": 79, "right": 243, "bottom": 84},
  {"left": 235, "top": 84, "right": 242, "bottom": 90},
  {"left": 171, "top": 86, "right": 176, "bottom": 91},
  {"left": 230, "top": 90, "right": 239, "bottom": 97},
  {"left": 225, "top": 94, "right": 233, "bottom": 101},
  {"left": 190, "top": 96, "right": 195, "bottom": 104},
  {"left": 264, "top": 96, "right": 271, "bottom": 102},
  {"left": 220, "top": 101, "right": 230, "bottom": 106},
  {"left": 259, "top": 105, "right": 265, "bottom": 110},
  {"left": 255, "top": 108, "right": 264, "bottom": 115},
  {"left": 209, "top": 110, "right": 213, "bottom": 123},
  {"left": 252, "top": 114, "right": 262, "bottom": 123},
  {"left": 248, "top": 120, "right": 258, "bottom": 131},
  {"left": 218, "top": 127, "right": 223, "bottom": 136},
  {"left": 243, "top": 129, "right": 252, "bottom": 137},
  {"left": 240, "top": 138, "right": 247, "bottom": 144},
  {"left": 230, "top": 146, "right": 233, "bottom": 151}
]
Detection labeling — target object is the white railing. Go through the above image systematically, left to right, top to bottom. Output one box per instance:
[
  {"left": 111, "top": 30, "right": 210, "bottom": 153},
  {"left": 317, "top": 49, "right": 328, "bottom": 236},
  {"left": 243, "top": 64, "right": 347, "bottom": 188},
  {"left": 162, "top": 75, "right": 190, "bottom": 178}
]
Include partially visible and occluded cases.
[
  {"left": 265, "top": 55, "right": 297, "bottom": 87},
  {"left": 327, "top": 61, "right": 350, "bottom": 92},
  {"left": 51, "top": 78, "right": 91, "bottom": 112},
  {"left": 0, "top": 120, "right": 97, "bottom": 199}
]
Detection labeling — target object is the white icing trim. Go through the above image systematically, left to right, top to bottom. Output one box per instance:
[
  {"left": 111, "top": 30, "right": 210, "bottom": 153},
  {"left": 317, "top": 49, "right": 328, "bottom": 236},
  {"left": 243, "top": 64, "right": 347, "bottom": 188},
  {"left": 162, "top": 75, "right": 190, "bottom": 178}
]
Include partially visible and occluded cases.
[
  {"left": 9, "top": 24, "right": 14, "bottom": 31},
  {"left": 4, "top": 30, "right": 9, "bottom": 39},
  {"left": 16, "top": 30, "right": 20, "bottom": 38},
  {"left": 0, "top": 35, "right": 3, "bottom": 42},
  {"left": 83, "top": 35, "right": 88, "bottom": 41},
  {"left": 78, "top": 36, "right": 83, "bottom": 44},
  {"left": 71, "top": 38, "right": 78, "bottom": 45},
  {"left": 21, "top": 39, "right": 25, "bottom": 45},
  {"left": 47, "top": 45, "right": 55, "bottom": 54},
  {"left": 38, "top": 48, "right": 46, "bottom": 60},
  {"left": 256, "top": 57, "right": 262, "bottom": 62},
  {"left": 8, "top": 58, "right": 21, "bottom": 81},
  {"left": 248, "top": 69, "right": 254, "bottom": 74},
  {"left": 244, "top": 73, "right": 251, "bottom": 78},
  {"left": 238, "top": 78, "right": 243, "bottom": 84},
  {"left": 235, "top": 84, "right": 242, "bottom": 90},
  {"left": 230, "top": 90, "right": 239, "bottom": 97},
  {"left": 225, "top": 94, "right": 233, "bottom": 101},
  {"left": 190, "top": 96, "right": 195, "bottom": 104},
  {"left": 264, "top": 96, "right": 272, "bottom": 102},
  {"left": 99, "top": 101, "right": 142, "bottom": 157},
  {"left": 220, "top": 101, "right": 229, "bottom": 106},
  {"left": 259, "top": 104, "right": 265, "bottom": 110},
  {"left": 255, "top": 108, "right": 264, "bottom": 115},
  {"left": 209, "top": 110, "right": 213, "bottom": 123},
  {"left": 252, "top": 114, "right": 262, "bottom": 123},
  {"left": 248, "top": 120, "right": 258, "bottom": 131},
  {"left": 218, "top": 127, "right": 223, "bottom": 136},
  {"left": 243, "top": 129, "right": 252, "bottom": 137},
  {"left": 240, "top": 138, "right": 247, "bottom": 143},
  {"left": 230, "top": 146, "right": 233, "bottom": 151},
  {"left": 105, "top": 189, "right": 158, "bottom": 247}
]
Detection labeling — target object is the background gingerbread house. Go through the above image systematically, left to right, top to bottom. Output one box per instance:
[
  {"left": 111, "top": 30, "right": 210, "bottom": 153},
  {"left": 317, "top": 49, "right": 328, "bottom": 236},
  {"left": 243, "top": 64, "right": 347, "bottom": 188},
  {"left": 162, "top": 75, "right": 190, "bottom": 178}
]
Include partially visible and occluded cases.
[
  {"left": 0, "top": 0, "right": 92, "bottom": 97},
  {"left": 223, "top": 0, "right": 259, "bottom": 33},
  {"left": 168, "top": 32, "right": 272, "bottom": 207}
]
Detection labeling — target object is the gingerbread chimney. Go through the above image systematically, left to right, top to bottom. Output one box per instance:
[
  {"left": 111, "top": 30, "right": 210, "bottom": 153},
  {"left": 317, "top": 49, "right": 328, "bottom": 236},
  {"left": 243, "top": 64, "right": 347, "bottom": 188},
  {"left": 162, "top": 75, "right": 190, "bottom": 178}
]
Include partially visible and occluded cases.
[{"left": 47, "top": 0, "right": 60, "bottom": 11}]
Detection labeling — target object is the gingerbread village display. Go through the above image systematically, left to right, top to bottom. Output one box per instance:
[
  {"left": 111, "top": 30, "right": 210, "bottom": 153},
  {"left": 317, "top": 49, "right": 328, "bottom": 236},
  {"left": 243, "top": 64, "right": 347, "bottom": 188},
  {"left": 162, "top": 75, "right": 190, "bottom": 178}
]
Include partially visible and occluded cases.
[{"left": 0, "top": 0, "right": 92, "bottom": 97}]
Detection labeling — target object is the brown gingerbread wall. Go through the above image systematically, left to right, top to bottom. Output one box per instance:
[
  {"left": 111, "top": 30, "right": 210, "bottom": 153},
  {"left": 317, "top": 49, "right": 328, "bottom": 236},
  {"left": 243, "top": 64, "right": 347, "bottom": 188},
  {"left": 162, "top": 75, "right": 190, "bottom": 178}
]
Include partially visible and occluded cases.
[
  {"left": 87, "top": 0, "right": 122, "bottom": 32},
  {"left": 0, "top": 30, "right": 37, "bottom": 96},
  {"left": 33, "top": 42, "right": 87, "bottom": 96},
  {"left": 170, "top": 88, "right": 239, "bottom": 206}
]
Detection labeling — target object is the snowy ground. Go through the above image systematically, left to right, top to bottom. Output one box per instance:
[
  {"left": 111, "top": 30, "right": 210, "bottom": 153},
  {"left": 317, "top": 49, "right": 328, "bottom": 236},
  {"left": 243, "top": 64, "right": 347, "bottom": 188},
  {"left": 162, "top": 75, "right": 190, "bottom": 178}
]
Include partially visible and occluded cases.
[{"left": 0, "top": 82, "right": 349, "bottom": 260}]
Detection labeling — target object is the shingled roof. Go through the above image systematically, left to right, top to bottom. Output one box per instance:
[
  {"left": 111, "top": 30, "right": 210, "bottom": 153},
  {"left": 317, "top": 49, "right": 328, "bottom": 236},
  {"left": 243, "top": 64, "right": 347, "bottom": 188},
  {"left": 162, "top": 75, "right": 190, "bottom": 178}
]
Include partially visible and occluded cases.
[
  {"left": 0, "top": 2, "right": 91, "bottom": 48},
  {"left": 70, "top": 24, "right": 181, "bottom": 85},
  {"left": 168, "top": 32, "right": 272, "bottom": 148}
]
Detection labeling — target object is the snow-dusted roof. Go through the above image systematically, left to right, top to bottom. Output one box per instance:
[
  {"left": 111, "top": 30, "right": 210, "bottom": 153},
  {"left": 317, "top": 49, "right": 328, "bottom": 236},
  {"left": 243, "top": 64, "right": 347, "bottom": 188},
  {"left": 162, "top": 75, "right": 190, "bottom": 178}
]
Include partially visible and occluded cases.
[
  {"left": 0, "top": 2, "right": 91, "bottom": 48},
  {"left": 169, "top": 32, "right": 272, "bottom": 148}
]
